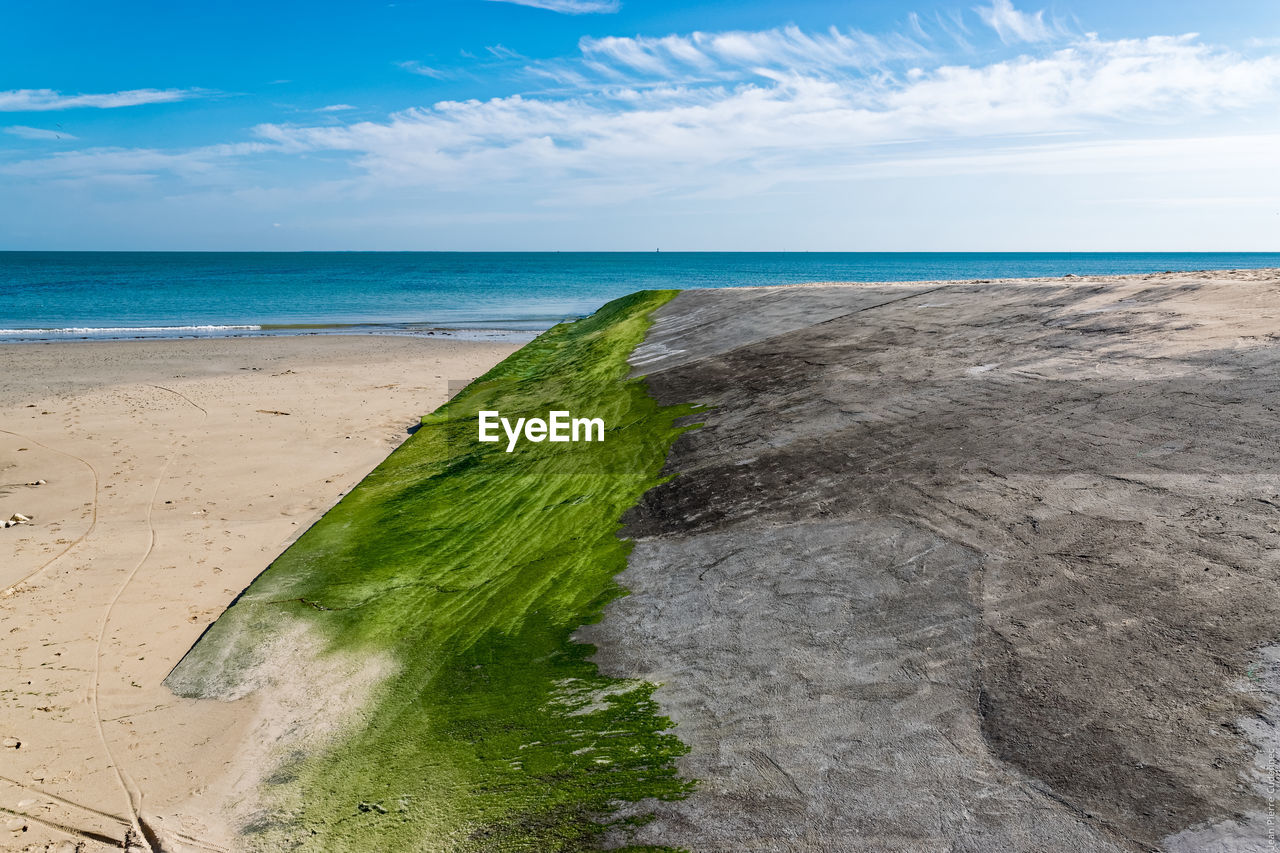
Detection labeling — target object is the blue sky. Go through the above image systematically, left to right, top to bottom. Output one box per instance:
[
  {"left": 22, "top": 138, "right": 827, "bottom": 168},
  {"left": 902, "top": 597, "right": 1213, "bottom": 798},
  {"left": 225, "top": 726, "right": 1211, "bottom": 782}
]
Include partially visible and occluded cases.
[{"left": 3, "top": 0, "right": 1279, "bottom": 250}]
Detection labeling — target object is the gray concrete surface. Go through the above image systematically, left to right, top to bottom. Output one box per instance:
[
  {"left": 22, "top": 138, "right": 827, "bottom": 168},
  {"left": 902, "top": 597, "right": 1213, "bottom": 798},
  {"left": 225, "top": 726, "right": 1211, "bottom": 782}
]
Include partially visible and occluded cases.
[{"left": 582, "top": 270, "right": 1280, "bottom": 852}]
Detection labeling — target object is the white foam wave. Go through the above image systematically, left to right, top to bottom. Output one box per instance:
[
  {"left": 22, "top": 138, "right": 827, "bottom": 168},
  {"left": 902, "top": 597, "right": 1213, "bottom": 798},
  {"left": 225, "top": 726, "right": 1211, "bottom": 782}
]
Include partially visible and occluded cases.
[{"left": 0, "top": 324, "right": 262, "bottom": 335}]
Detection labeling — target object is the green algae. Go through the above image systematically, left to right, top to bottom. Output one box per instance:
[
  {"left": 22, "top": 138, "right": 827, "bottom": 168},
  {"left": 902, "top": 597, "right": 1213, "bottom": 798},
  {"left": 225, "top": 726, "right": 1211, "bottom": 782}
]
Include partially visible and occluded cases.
[{"left": 168, "top": 290, "right": 698, "bottom": 852}]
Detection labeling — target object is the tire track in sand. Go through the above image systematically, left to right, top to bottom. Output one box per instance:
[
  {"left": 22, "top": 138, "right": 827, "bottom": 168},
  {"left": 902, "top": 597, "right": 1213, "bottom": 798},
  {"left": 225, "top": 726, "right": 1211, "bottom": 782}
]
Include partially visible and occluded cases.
[{"left": 87, "top": 384, "right": 208, "bottom": 852}]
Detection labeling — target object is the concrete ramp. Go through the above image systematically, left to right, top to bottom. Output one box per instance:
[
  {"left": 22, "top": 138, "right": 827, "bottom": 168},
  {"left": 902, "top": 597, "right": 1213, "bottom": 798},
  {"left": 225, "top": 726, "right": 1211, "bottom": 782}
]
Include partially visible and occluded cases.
[{"left": 582, "top": 271, "right": 1280, "bottom": 852}]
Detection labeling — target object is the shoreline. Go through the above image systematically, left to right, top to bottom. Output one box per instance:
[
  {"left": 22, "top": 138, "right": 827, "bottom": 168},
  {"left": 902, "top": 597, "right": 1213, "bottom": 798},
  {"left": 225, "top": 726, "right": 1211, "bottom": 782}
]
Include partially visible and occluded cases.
[{"left": 0, "top": 325, "right": 542, "bottom": 345}]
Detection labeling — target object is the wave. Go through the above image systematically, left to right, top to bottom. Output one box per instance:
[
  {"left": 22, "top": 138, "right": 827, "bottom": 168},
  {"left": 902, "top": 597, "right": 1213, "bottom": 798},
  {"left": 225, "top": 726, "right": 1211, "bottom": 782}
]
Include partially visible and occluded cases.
[
  {"left": 0, "top": 322, "right": 542, "bottom": 344},
  {"left": 0, "top": 324, "right": 262, "bottom": 334}
]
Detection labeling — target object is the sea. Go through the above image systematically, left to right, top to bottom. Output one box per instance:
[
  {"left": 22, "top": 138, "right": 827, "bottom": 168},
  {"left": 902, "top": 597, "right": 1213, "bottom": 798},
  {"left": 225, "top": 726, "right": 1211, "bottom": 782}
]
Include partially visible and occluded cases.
[{"left": 2, "top": 252, "right": 1277, "bottom": 343}]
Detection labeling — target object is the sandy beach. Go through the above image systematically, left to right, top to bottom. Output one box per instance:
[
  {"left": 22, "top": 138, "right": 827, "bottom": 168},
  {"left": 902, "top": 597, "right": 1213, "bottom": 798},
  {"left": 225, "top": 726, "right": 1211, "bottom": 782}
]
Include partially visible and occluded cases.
[{"left": 0, "top": 335, "right": 518, "bottom": 851}]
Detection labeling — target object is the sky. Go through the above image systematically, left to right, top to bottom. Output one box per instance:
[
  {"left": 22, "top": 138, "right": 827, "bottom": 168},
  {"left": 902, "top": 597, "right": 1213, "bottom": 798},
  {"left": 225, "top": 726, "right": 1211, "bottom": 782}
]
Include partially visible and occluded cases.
[{"left": 2, "top": 0, "right": 1279, "bottom": 250}]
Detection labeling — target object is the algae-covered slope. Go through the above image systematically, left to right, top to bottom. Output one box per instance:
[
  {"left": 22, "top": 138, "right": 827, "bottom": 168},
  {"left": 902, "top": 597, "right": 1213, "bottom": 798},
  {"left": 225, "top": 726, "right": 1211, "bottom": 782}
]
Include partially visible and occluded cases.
[{"left": 167, "top": 290, "right": 699, "bottom": 852}]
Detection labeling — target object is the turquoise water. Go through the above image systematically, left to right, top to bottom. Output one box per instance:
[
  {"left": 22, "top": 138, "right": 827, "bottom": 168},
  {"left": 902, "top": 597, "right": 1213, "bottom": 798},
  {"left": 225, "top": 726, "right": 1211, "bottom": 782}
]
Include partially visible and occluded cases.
[{"left": 1, "top": 252, "right": 1277, "bottom": 342}]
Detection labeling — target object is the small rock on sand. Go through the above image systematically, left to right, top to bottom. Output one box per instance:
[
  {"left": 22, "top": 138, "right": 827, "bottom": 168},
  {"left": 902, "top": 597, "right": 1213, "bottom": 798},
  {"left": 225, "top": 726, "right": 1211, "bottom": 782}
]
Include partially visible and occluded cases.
[{"left": 2, "top": 736, "right": 20, "bottom": 748}]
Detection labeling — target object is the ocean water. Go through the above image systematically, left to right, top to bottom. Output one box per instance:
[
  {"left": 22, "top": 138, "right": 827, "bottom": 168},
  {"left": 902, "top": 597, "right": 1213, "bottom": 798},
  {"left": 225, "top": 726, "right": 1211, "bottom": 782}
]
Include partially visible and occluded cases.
[{"left": 1, "top": 251, "right": 1277, "bottom": 343}]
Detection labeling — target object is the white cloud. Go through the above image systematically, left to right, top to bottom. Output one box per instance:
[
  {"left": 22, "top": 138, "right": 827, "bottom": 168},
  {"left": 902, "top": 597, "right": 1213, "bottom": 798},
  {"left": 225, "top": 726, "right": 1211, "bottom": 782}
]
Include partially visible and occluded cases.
[
  {"left": 486, "top": 0, "right": 619, "bottom": 14},
  {"left": 974, "top": 0, "right": 1055, "bottom": 44},
  {"left": 7, "top": 20, "right": 1280, "bottom": 237},
  {"left": 242, "top": 30, "right": 1280, "bottom": 202},
  {"left": 883, "top": 35, "right": 1280, "bottom": 126},
  {"left": 0, "top": 88, "right": 203, "bottom": 111},
  {"left": 317, "top": 104, "right": 356, "bottom": 112},
  {"left": 4, "top": 125, "right": 76, "bottom": 140},
  {"left": 817, "top": 133, "right": 1280, "bottom": 181}
]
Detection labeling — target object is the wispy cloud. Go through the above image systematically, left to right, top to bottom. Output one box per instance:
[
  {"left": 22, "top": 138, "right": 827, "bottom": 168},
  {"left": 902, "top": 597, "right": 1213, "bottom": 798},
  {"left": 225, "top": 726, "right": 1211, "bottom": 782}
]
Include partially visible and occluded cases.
[
  {"left": 485, "top": 0, "right": 619, "bottom": 13},
  {"left": 974, "top": 0, "right": 1059, "bottom": 43},
  {"left": 933, "top": 10, "right": 974, "bottom": 51},
  {"left": 907, "top": 12, "right": 931, "bottom": 41},
  {"left": 577, "top": 25, "right": 931, "bottom": 79},
  {"left": 486, "top": 44, "right": 524, "bottom": 60},
  {"left": 398, "top": 60, "right": 452, "bottom": 79},
  {"left": 0, "top": 88, "right": 203, "bottom": 111},
  {"left": 317, "top": 104, "right": 356, "bottom": 112},
  {"left": 4, "top": 125, "right": 76, "bottom": 140},
  {"left": 2, "top": 142, "right": 270, "bottom": 183}
]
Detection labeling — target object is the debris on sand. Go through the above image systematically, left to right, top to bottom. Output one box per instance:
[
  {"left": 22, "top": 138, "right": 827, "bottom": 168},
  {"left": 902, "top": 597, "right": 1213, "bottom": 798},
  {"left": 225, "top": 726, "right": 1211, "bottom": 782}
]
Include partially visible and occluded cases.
[
  {"left": 256, "top": 409, "right": 292, "bottom": 416},
  {"left": 4, "top": 513, "right": 32, "bottom": 528}
]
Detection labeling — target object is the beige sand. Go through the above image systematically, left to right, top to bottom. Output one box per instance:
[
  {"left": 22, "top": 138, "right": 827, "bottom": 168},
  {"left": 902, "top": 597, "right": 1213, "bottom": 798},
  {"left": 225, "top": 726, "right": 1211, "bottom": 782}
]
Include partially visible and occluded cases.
[{"left": 0, "top": 335, "right": 518, "bottom": 852}]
